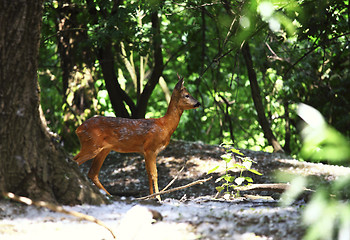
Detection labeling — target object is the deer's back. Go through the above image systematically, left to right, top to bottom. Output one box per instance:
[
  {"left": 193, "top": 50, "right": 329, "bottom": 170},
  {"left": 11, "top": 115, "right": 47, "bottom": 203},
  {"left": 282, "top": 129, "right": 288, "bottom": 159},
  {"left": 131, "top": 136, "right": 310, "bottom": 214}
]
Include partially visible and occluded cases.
[{"left": 76, "top": 116, "right": 167, "bottom": 154}]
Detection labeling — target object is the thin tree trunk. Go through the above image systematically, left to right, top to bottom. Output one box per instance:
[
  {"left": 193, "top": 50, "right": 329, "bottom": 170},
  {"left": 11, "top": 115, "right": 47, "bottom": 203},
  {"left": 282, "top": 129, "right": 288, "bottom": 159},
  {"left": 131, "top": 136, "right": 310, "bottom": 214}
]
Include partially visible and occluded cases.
[
  {"left": 0, "top": 0, "right": 106, "bottom": 204},
  {"left": 242, "top": 42, "right": 284, "bottom": 153},
  {"left": 283, "top": 99, "right": 291, "bottom": 154}
]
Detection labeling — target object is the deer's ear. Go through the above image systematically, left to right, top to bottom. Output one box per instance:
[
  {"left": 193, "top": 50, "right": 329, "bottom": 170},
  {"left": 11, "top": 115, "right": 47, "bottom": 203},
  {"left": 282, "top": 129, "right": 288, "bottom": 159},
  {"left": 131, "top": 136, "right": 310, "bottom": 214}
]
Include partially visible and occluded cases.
[{"left": 175, "top": 73, "right": 184, "bottom": 90}]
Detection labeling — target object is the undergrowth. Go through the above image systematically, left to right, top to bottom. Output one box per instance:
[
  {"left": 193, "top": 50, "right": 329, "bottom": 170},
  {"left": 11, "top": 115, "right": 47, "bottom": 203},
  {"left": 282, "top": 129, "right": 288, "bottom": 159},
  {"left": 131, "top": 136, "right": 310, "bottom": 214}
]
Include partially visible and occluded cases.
[{"left": 208, "top": 143, "right": 262, "bottom": 198}]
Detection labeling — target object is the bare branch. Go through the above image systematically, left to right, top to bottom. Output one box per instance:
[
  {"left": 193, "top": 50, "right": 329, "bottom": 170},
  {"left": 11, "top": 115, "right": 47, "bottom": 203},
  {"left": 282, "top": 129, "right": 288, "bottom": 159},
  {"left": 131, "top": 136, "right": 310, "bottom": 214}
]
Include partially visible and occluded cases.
[
  {"left": 161, "top": 165, "right": 185, "bottom": 192},
  {"left": 137, "top": 176, "right": 213, "bottom": 200},
  {"left": 234, "top": 183, "right": 314, "bottom": 193},
  {"left": 3, "top": 192, "right": 116, "bottom": 239}
]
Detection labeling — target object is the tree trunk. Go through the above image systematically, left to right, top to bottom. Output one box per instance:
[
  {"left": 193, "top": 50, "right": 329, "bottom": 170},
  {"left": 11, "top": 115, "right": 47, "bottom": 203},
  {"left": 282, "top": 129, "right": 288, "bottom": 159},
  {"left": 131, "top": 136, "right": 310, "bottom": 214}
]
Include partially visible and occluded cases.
[
  {"left": 0, "top": 0, "right": 106, "bottom": 205},
  {"left": 56, "top": 0, "right": 74, "bottom": 98},
  {"left": 88, "top": 0, "right": 136, "bottom": 118},
  {"left": 134, "top": 11, "right": 164, "bottom": 119},
  {"left": 242, "top": 42, "right": 284, "bottom": 153},
  {"left": 98, "top": 44, "right": 135, "bottom": 118},
  {"left": 283, "top": 99, "right": 291, "bottom": 154}
]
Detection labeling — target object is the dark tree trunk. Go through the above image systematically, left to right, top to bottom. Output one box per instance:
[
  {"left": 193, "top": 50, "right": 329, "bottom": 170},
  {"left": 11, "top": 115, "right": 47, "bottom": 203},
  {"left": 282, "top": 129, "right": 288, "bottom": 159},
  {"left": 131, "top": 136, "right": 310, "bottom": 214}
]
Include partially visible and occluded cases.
[
  {"left": 0, "top": 0, "right": 106, "bottom": 205},
  {"left": 56, "top": 0, "right": 74, "bottom": 98},
  {"left": 88, "top": 0, "right": 138, "bottom": 118},
  {"left": 85, "top": 1, "right": 164, "bottom": 119},
  {"left": 96, "top": 8, "right": 164, "bottom": 119},
  {"left": 134, "top": 11, "right": 164, "bottom": 119},
  {"left": 242, "top": 42, "right": 284, "bottom": 153},
  {"left": 98, "top": 44, "right": 135, "bottom": 118},
  {"left": 283, "top": 99, "right": 291, "bottom": 154}
]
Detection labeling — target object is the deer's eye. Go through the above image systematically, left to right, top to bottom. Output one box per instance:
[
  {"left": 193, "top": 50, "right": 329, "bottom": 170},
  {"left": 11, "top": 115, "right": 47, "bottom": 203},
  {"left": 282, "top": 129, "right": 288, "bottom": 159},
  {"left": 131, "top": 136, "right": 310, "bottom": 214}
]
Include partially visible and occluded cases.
[{"left": 185, "top": 95, "right": 190, "bottom": 98}]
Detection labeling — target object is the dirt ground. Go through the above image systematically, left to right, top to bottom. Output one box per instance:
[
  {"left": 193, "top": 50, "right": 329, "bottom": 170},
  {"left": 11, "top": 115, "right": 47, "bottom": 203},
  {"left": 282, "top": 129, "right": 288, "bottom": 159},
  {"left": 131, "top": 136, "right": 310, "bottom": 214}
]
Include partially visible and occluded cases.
[
  {"left": 2, "top": 139, "right": 350, "bottom": 240},
  {"left": 78, "top": 139, "right": 350, "bottom": 239},
  {"left": 82, "top": 139, "right": 349, "bottom": 199}
]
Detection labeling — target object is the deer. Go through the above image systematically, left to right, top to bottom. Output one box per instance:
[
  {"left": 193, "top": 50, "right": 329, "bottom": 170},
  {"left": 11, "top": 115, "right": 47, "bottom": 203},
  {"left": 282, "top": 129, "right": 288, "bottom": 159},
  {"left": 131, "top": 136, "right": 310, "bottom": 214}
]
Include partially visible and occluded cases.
[{"left": 73, "top": 75, "right": 200, "bottom": 201}]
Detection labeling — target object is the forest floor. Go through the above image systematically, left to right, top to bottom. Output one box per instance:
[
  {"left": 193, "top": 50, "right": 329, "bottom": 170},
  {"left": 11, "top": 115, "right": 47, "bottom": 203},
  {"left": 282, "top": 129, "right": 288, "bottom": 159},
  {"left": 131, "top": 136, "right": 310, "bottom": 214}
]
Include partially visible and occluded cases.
[{"left": 1, "top": 140, "right": 350, "bottom": 240}]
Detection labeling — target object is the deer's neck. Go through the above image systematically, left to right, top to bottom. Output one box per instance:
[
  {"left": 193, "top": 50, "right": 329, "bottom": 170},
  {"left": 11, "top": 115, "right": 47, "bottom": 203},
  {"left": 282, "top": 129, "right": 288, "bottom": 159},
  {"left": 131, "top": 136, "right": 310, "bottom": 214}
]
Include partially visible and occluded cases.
[{"left": 162, "top": 99, "right": 184, "bottom": 134}]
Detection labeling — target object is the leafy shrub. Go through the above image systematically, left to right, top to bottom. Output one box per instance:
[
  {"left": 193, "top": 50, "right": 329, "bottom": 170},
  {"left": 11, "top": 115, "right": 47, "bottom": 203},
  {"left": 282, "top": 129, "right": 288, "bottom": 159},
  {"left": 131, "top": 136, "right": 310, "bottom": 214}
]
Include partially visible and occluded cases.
[{"left": 208, "top": 143, "right": 262, "bottom": 198}]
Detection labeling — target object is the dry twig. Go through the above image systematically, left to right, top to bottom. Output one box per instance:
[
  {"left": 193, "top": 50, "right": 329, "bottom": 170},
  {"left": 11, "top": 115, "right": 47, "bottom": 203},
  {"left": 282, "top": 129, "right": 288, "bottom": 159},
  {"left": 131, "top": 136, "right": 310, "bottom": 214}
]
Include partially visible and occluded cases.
[
  {"left": 161, "top": 165, "right": 185, "bottom": 192},
  {"left": 137, "top": 176, "right": 213, "bottom": 200},
  {"left": 234, "top": 183, "right": 314, "bottom": 193},
  {"left": 3, "top": 192, "right": 116, "bottom": 239}
]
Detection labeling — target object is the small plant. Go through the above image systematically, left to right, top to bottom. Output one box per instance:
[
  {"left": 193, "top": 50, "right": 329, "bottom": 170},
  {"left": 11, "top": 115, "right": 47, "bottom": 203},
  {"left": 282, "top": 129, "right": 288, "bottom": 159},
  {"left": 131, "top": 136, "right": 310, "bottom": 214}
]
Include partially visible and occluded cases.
[{"left": 208, "top": 143, "right": 262, "bottom": 198}]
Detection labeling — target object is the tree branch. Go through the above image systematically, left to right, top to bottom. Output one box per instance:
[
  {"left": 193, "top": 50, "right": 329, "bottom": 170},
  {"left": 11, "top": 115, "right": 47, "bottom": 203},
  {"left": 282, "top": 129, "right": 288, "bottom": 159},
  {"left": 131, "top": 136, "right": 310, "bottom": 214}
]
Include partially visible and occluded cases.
[
  {"left": 285, "top": 32, "right": 350, "bottom": 75},
  {"left": 242, "top": 42, "right": 284, "bottom": 153},
  {"left": 160, "top": 165, "right": 185, "bottom": 192},
  {"left": 137, "top": 176, "right": 213, "bottom": 200},
  {"left": 234, "top": 183, "right": 315, "bottom": 193},
  {"left": 3, "top": 192, "right": 116, "bottom": 239}
]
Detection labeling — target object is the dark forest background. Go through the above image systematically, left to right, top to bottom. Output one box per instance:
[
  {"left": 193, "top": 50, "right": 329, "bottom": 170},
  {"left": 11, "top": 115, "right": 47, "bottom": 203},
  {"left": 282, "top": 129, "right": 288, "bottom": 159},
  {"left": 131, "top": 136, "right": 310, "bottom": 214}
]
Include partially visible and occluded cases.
[{"left": 38, "top": 0, "right": 350, "bottom": 158}]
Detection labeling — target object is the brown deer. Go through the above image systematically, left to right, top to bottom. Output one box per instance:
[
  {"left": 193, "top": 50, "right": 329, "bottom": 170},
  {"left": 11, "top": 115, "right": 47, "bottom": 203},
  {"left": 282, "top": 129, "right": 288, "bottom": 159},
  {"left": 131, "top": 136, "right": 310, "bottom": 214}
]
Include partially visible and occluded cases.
[{"left": 73, "top": 75, "right": 200, "bottom": 201}]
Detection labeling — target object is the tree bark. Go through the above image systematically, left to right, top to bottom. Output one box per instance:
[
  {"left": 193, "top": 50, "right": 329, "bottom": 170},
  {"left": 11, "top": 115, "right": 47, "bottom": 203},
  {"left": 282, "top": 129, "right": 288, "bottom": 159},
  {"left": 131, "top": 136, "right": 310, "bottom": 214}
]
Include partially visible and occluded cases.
[
  {"left": 0, "top": 0, "right": 106, "bottom": 205},
  {"left": 242, "top": 42, "right": 284, "bottom": 153}
]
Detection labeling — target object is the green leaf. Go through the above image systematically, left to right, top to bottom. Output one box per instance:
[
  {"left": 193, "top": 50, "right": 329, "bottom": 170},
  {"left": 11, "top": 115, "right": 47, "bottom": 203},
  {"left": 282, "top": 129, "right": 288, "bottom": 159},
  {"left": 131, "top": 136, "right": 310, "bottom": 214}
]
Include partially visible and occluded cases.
[
  {"left": 95, "top": 79, "right": 104, "bottom": 88},
  {"left": 230, "top": 148, "right": 245, "bottom": 156},
  {"left": 221, "top": 153, "right": 232, "bottom": 163},
  {"left": 242, "top": 160, "right": 252, "bottom": 169},
  {"left": 233, "top": 163, "right": 247, "bottom": 169},
  {"left": 226, "top": 164, "right": 246, "bottom": 171},
  {"left": 207, "top": 165, "right": 219, "bottom": 174},
  {"left": 248, "top": 169, "right": 262, "bottom": 175},
  {"left": 224, "top": 175, "right": 235, "bottom": 183},
  {"left": 215, "top": 176, "right": 225, "bottom": 183},
  {"left": 281, "top": 176, "right": 307, "bottom": 206},
  {"left": 235, "top": 177, "right": 246, "bottom": 185},
  {"left": 245, "top": 177, "right": 254, "bottom": 183},
  {"left": 216, "top": 186, "right": 225, "bottom": 192}
]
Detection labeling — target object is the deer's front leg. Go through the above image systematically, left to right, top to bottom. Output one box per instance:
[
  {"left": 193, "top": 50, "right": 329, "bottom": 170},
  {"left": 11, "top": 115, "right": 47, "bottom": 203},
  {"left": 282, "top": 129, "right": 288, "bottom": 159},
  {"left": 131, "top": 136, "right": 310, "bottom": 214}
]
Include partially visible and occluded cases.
[
  {"left": 88, "top": 148, "right": 111, "bottom": 195},
  {"left": 144, "top": 153, "right": 161, "bottom": 201}
]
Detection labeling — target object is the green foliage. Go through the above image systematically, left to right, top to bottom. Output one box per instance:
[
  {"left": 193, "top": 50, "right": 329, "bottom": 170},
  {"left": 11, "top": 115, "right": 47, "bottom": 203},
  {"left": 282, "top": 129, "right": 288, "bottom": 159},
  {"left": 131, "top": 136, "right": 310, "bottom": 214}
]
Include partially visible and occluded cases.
[
  {"left": 38, "top": 0, "right": 349, "bottom": 157},
  {"left": 94, "top": 79, "right": 115, "bottom": 116},
  {"left": 298, "top": 103, "right": 350, "bottom": 163},
  {"left": 280, "top": 104, "right": 350, "bottom": 240},
  {"left": 208, "top": 143, "right": 262, "bottom": 198}
]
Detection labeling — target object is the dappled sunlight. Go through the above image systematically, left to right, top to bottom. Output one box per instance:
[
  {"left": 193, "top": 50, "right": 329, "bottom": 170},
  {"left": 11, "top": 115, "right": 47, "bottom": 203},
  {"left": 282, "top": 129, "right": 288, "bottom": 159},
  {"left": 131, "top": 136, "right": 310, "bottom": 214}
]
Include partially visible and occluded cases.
[
  {"left": 3, "top": 140, "right": 350, "bottom": 239},
  {"left": 277, "top": 158, "right": 350, "bottom": 179}
]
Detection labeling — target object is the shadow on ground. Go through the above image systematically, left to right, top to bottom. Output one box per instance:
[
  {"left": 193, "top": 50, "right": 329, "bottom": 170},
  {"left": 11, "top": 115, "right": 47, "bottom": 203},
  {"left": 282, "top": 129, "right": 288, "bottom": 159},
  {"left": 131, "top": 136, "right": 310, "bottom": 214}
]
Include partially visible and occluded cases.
[{"left": 79, "top": 139, "right": 350, "bottom": 200}]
